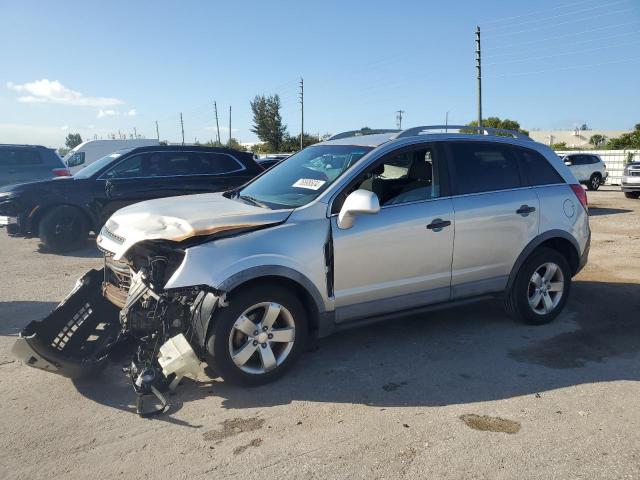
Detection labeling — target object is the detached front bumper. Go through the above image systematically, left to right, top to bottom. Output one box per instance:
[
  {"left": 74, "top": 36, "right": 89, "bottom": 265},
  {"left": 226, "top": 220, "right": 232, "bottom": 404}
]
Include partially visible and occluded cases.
[{"left": 11, "top": 269, "right": 122, "bottom": 378}]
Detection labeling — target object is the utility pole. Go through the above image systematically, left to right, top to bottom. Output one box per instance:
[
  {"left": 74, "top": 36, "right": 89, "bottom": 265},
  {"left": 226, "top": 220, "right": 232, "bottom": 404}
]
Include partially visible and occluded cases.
[
  {"left": 476, "top": 26, "right": 483, "bottom": 132},
  {"left": 299, "top": 77, "right": 304, "bottom": 149},
  {"left": 213, "top": 101, "right": 221, "bottom": 144},
  {"left": 228, "top": 106, "right": 232, "bottom": 145},
  {"left": 396, "top": 110, "right": 405, "bottom": 130},
  {"left": 445, "top": 111, "right": 449, "bottom": 132},
  {"left": 180, "top": 112, "right": 185, "bottom": 145},
  {"left": 155, "top": 121, "right": 159, "bottom": 141},
  {"left": 133, "top": 127, "right": 137, "bottom": 139},
  {"left": 118, "top": 129, "right": 122, "bottom": 139}
]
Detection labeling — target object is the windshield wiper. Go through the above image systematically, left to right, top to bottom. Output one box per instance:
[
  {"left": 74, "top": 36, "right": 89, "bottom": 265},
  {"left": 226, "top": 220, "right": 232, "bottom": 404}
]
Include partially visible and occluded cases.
[{"left": 238, "top": 194, "right": 270, "bottom": 209}]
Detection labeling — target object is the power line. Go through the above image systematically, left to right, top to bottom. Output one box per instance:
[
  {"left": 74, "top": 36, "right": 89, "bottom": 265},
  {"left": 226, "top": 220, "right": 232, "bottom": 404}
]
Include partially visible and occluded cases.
[
  {"left": 480, "top": 0, "right": 610, "bottom": 25},
  {"left": 482, "top": 0, "right": 627, "bottom": 31},
  {"left": 484, "top": 7, "right": 637, "bottom": 40},
  {"left": 476, "top": 26, "right": 482, "bottom": 130},
  {"left": 485, "top": 29, "right": 639, "bottom": 59},
  {"left": 487, "top": 39, "right": 640, "bottom": 66},
  {"left": 486, "top": 56, "right": 640, "bottom": 78},
  {"left": 299, "top": 77, "right": 304, "bottom": 149},
  {"left": 213, "top": 101, "right": 220, "bottom": 143},
  {"left": 396, "top": 110, "right": 405, "bottom": 129}
]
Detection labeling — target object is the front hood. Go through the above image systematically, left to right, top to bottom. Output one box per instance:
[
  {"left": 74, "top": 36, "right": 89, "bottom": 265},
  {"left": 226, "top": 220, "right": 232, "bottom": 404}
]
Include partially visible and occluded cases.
[
  {"left": 0, "top": 176, "right": 76, "bottom": 195},
  {"left": 97, "top": 192, "right": 293, "bottom": 260}
]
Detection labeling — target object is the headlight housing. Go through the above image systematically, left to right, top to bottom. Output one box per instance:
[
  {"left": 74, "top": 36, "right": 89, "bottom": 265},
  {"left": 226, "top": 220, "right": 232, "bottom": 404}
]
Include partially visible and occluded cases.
[{"left": 623, "top": 166, "right": 630, "bottom": 176}]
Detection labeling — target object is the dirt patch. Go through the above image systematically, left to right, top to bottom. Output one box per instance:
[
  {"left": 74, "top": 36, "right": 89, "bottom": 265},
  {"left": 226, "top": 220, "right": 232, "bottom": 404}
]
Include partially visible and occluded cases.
[
  {"left": 459, "top": 414, "right": 521, "bottom": 434},
  {"left": 203, "top": 417, "right": 265, "bottom": 442},
  {"left": 233, "top": 438, "right": 263, "bottom": 455}
]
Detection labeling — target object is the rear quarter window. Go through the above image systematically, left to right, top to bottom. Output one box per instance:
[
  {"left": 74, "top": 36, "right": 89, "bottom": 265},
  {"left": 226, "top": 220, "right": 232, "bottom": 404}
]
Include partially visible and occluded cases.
[
  {"left": 517, "top": 149, "right": 564, "bottom": 186},
  {"left": 191, "top": 152, "right": 244, "bottom": 174}
]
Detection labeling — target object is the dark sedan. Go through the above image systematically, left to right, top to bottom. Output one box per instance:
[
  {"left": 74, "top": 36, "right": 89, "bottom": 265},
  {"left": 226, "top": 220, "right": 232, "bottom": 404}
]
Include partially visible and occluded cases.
[{"left": 0, "top": 146, "right": 264, "bottom": 252}]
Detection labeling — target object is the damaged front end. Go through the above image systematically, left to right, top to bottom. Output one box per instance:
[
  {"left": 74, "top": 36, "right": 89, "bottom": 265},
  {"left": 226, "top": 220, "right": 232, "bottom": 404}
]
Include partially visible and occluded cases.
[{"left": 13, "top": 241, "right": 222, "bottom": 416}]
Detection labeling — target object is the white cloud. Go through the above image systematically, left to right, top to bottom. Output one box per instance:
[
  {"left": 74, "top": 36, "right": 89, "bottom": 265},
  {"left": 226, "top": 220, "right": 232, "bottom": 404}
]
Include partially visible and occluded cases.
[
  {"left": 7, "top": 79, "right": 124, "bottom": 107},
  {"left": 97, "top": 108, "right": 137, "bottom": 118}
]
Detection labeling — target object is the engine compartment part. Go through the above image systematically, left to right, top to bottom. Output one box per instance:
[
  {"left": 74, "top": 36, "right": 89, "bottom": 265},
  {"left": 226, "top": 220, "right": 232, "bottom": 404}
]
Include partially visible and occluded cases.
[{"left": 12, "top": 263, "right": 221, "bottom": 416}]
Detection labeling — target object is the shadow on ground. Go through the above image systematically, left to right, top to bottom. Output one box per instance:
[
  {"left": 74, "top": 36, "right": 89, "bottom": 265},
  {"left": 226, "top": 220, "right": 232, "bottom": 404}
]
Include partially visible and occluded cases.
[
  {"left": 588, "top": 206, "right": 632, "bottom": 217},
  {"left": 68, "top": 279, "right": 640, "bottom": 420}
]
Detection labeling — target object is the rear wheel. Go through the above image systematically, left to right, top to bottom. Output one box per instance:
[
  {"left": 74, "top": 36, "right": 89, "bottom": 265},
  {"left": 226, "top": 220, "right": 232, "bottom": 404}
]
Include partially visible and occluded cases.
[
  {"left": 587, "top": 173, "right": 602, "bottom": 191},
  {"left": 624, "top": 192, "right": 640, "bottom": 199},
  {"left": 38, "top": 206, "right": 88, "bottom": 252},
  {"left": 505, "top": 248, "right": 572, "bottom": 325},
  {"left": 206, "top": 285, "right": 308, "bottom": 386}
]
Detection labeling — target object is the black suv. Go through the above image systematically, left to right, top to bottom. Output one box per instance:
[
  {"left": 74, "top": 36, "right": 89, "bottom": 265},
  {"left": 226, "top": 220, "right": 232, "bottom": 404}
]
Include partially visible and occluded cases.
[
  {"left": 0, "top": 144, "right": 70, "bottom": 187},
  {"left": 0, "top": 146, "right": 263, "bottom": 252}
]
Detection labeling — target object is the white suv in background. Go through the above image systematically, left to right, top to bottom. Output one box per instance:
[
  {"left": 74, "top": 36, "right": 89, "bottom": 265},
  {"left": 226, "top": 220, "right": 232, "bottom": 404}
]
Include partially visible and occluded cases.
[{"left": 561, "top": 153, "right": 607, "bottom": 191}]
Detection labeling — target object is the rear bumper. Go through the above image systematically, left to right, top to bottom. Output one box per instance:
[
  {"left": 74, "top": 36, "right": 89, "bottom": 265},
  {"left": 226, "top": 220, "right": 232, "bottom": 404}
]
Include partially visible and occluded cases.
[{"left": 11, "top": 269, "right": 122, "bottom": 378}]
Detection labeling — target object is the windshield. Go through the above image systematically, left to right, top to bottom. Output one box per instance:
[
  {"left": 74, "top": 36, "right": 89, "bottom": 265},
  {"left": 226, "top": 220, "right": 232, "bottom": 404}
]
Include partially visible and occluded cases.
[
  {"left": 237, "top": 145, "right": 373, "bottom": 208},
  {"left": 73, "top": 149, "right": 133, "bottom": 179}
]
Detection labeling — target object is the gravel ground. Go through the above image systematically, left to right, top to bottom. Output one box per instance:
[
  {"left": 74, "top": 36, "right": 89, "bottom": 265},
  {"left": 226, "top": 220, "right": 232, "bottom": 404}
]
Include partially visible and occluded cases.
[{"left": 1, "top": 186, "right": 639, "bottom": 480}]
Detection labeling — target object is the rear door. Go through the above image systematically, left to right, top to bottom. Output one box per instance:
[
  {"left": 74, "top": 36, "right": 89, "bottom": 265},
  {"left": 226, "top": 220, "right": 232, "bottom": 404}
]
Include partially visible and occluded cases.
[
  {"left": 447, "top": 141, "right": 539, "bottom": 299},
  {"left": 0, "top": 148, "right": 17, "bottom": 187}
]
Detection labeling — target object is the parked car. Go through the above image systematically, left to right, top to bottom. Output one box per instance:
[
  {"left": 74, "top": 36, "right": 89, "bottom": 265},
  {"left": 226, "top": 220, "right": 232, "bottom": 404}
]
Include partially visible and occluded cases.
[
  {"left": 13, "top": 126, "right": 590, "bottom": 405},
  {"left": 64, "top": 139, "right": 160, "bottom": 174},
  {"left": 0, "top": 144, "right": 70, "bottom": 187},
  {"left": 0, "top": 146, "right": 263, "bottom": 251},
  {"left": 560, "top": 153, "right": 607, "bottom": 190},
  {"left": 257, "top": 155, "right": 288, "bottom": 170},
  {"left": 621, "top": 161, "right": 640, "bottom": 198}
]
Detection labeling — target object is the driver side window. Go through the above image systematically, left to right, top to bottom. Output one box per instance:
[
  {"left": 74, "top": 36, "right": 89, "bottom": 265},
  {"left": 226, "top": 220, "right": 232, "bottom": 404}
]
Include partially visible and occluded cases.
[
  {"left": 354, "top": 147, "right": 440, "bottom": 206},
  {"left": 103, "top": 154, "right": 143, "bottom": 179}
]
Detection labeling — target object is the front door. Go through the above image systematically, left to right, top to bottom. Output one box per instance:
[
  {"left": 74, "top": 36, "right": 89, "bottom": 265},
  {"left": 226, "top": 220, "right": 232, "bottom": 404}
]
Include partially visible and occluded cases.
[{"left": 331, "top": 144, "right": 454, "bottom": 323}]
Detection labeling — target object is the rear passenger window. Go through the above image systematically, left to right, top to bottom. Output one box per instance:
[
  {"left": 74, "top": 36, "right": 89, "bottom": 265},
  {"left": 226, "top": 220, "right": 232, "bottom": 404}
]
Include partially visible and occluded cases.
[
  {"left": 450, "top": 143, "right": 521, "bottom": 194},
  {"left": 18, "top": 149, "right": 42, "bottom": 165},
  {"left": 518, "top": 149, "right": 564, "bottom": 186},
  {"left": 190, "top": 152, "right": 244, "bottom": 175}
]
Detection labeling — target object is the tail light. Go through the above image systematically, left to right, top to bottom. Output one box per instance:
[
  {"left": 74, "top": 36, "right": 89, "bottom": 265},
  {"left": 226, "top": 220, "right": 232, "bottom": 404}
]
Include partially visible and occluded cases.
[
  {"left": 52, "top": 168, "right": 71, "bottom": 177},
  {"left": 570, "top": 184, "right": 588, "bottom": 210}
]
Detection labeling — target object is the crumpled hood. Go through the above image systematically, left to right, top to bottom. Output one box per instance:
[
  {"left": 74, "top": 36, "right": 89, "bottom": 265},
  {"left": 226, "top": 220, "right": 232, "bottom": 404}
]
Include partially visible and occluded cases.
[{"left": 97, "top": 192, "right": 293, "bottom": 259}]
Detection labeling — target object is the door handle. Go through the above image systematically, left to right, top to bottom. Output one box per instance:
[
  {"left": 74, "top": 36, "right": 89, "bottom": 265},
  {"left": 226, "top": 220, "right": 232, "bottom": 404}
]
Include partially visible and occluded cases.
[
  {"left": 516, "top": 205, "right": 536, "bottom": 216},
  {"left": 426, "top": 218, "right": 451, "bottom": 231}
]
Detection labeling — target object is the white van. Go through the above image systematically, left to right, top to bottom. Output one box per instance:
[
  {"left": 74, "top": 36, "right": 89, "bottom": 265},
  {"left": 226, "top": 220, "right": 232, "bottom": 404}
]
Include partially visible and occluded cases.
[{"left": 64, "top": 139, "right": 160, "bottom": 174}]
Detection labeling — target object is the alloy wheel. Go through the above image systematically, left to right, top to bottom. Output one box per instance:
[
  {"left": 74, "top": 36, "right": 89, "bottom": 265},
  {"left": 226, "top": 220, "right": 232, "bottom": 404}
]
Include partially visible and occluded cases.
[
  {"left": 528, "top": 262, "right": 564, "bottom": 315},
  {"left": 228, "top": 302, "right": 296, "bottom": 374}
]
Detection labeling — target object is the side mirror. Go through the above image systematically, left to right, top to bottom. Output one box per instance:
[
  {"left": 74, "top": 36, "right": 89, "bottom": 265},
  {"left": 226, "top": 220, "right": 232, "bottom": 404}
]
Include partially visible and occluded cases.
[{"left": 337, "top": 189, "right": 380, "bottom": 229}]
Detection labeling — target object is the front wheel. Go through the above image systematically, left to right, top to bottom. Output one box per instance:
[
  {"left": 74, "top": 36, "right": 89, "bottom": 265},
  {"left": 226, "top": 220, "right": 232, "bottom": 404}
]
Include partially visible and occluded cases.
[
  {"left": 587, "top": 174, "right": 602, "bottom": 191},
  {"left": 505, "top": 248, "right": 572, "bottom": 325},
  {"left": 206, "top": 285, "right": 308, "bottom": 386}
]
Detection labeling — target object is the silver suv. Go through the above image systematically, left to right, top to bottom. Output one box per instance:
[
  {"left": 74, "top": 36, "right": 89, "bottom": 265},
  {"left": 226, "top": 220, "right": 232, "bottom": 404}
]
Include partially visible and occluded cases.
[
  {"left": 14, "top": 126, "right": 591, "bottom": 394},
  {"left": 561, "top": 153, "right": 607, "bottom": 191},
  {"left": 621, "top": 162, "right": 640, "bottom": 199}
]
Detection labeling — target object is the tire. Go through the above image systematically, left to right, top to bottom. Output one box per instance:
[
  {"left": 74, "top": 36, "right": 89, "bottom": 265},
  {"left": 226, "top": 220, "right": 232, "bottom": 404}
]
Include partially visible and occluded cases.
[
  {"left": 587, "top": 173, "right": 602, "bottom": 191},
  {"left": 624, "top": 192, "right": 640, "bottom": 199},
  {"left": 38, "top": 205, "right": 89, "bottom": 252},
  {"left": 505, "top": 247, "right": 572, "bottom": 325},
  {"left": 206, "top": 284, "right": 308, "bottom": 386}
]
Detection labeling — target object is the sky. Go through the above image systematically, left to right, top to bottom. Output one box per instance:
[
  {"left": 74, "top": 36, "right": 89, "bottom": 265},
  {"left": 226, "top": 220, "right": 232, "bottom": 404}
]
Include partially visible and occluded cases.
[{"left": 1, "top": 0, "right": 639, "bottom": 148}]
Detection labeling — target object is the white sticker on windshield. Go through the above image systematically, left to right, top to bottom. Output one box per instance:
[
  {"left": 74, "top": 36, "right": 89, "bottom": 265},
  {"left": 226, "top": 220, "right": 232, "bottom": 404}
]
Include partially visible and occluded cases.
[{"left": 292, "top": 178, "right": 326, "bottom": 190}]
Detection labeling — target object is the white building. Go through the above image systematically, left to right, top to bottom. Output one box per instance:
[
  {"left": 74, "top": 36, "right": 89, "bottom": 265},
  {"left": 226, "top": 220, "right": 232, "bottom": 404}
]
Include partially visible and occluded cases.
[{"left": 528, "top": 129, "right": 630, "bottom": 149}]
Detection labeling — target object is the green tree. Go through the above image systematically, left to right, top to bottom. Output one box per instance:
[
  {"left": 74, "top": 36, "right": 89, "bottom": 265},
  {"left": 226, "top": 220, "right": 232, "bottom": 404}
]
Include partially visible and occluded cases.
[
  {"left": 250, "top": 94, "right": 287, "bottom": 151},
  {"left": 464, "top": 117, "right": 529, "bottom": 137},
  {"left": 605, "top": 124, "right": 640, "bottom": 149},
  {"left": 65, "top": 133, "right": 83, "bottom": 149},
  {"left": 281, "top": 133, "right": 319, "bottom": 152},
  {"left": 588, "top": 134, "right": 607, "bottom": 148}
]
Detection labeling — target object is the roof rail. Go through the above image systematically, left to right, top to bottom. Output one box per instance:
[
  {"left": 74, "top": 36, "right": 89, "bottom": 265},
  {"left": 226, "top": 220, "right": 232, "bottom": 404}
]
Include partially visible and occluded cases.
[
  {"left": 395, "top": 125, "right": 531, "bottom": 140},
  {"left": 328, "top": 129, "right": 400, "bottom": 141}
]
